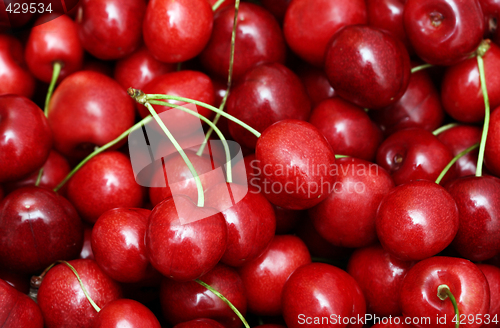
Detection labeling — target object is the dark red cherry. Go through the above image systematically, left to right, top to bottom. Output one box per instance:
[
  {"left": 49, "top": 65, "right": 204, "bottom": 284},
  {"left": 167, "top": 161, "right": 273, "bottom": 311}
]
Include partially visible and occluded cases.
[
  {"left": 76, "top": 0, "right": 146, "bottom": 60},
  {"left": 283, "top": 0, "right": 367, "bottom": 66},
  {"left": 403, "top": 0, "right": 484, "bottom": 66},
  {"left": 480, "top": 0, "right": 500, "bottom": 45},
  {"left": 200, "top": 2, "right": 286, "bottom": 81},
  {"left": 325, "top": 25, "right": 411, "bottom": 110},
  {"left": 0, "top": 35, "right": 35, "bottom": 98},
  {"left": 226, "top": 62, "right": 311, "bottom": 149},
  {"left": 296, "top": 64, "right": 336, "bottom": 108},
  {"left": 0, "top": 95, "right": 52, "bottom": 183},
  {"left": 485, "top": 106, "right": 500, "bottom": 176},
  {"left": 376, "top": 180, "right": 459, "bottom": 261},
  {"left": 477, "top": 264, "right": 500, "bottom": 327},
  {"left": 0, "top": 267, "right": 30, "bottom": 294},
  {"left": 0, "top": 278, "right": 43, "bottom": 328},
  {"left": 93, "top": 299, "right": 161, "bottom": 328},
  {"left": 174, "top": 318, "right": 225, "bottom": 328}
]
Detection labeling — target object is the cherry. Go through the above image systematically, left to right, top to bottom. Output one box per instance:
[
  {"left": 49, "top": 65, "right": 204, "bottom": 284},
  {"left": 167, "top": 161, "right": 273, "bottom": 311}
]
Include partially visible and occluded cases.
[
  {"left": 0, "top": 0, "right": 35, "bottom": 31},
  {"left": 76, "top": 0, "right": 146, "bottom": 60},
  {"left": 143, "top": 0, "right": 213, "bottom": 63},
  {"left": 283, "top": 0, "right": 367, "bottom": 66},
  {"left": 404, "top": 0, "right": 484, "bottom": 66},
  {"left": 480, "top": 0, "right": 500, "bottom": 45},
  {"left": 200, "top": 2, "right": 286, "bottom": 81},
  {"left": 25, "top": 14, "right": 83, "bottom": 83},
  {"left": 325, "top": 25, "right": 411, "bottom": 110},
  {"left": 0, "top": 34, "right": 35, "bottom": 98},
  {"left": 114, "top": 46, "right": 176, "bottom": 91},
  {"left": 226, "top": 62, "right": 311, "bottom": 149},
  {"left": 296, "top": 64, "right": 336, "bottom": 108},
  {"left": 47, "top": 70, "right": 135, "bottom": 159},
  {"left": 0, "top": 95, "right": 52, "bottom": 183},
  {"left": 308, "top": 98, "right": 383, "bottom": 161},
  {"left": 485, "top": 106, "right": 500, "bottom": 176},
  {"left": 255, "top": 119, "right": 336, "bottom": 210},
  {"left": 376, "top": 128, "right": 456, "bottom": 185},
  {"left": 66, "top": 151, "right": 145, "bottom": 223},
  {"left": 309, "top": 158, "right": 394, "bottom": 248},
  {"left": 376, "top": 180, "right": 459, "bottom": 261},
  {"left": 0, "top": 186, "right": 83, "bottom": 274},
  {"left": 146, "top": 195, "right": 227, "bottom": 281},
  {"left": 79, "top": 225, "right": 94, "bottom": 260},
  {"left": 238, "top": 235, "right": 311, "bottom": 316},
  {"left": 347, "top": 244, "right": 415, "bottom": 317},
  {"left": 400, "top": 256, "right": 490, "bottom": 328},
  {"left": 37, "top": 259, "right": 123, "bottom": 328},
  {"left": 160, "top": 264, "right": 247, "bottom": 328},
  {"left": 477, "top": 264, "right": 500, "bottom": 327},
  {"left": 0, "top": 267, "right": 30, "bottom": 294},
  {"left": 0, "top": 278, "right": 43, "bottom": 328},
  {"left": 93, "top": 299, "right": 161, "bottom": 328},
  {"left": 371, "top": 317, "right": 409, "bottom": 328},
  {"left": 174, "top": 318, "right": 225, "bottom": 328}
]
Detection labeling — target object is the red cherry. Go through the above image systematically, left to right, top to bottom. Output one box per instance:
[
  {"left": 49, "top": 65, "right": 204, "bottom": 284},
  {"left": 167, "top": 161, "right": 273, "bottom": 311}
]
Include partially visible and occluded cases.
[
  {"left": 76, "top": 0, "right": 146, "bottom": 60},
  {"left": 283, "top": 0, "right": 367, "bottom": 66},
  {"left": 480, "top": 0, "right": 500, "bottom": 45},
  {"left": 325, "top": 25, "right": 411, "bottom": 110},
  {"left": 0, "top": 35, "right": 35, "bottom": 98},
  {"left": 296, "top": 64, "right": 336, "bottom": 108},
  {"left": 0, "top": 95, "right": 52, "bottom": 183},
  {"left": 485, "top": 106, "right": 500, "bottom": 176},
  {"left": 376, "top": 180, "right": 459, "bottom": 261},
  {"left": 79, "top": 225, "right": 94, "bottom": 260},
  {"left": 238, "top": 235, "right": 311, "bottom": 316},
  {"left": 37, "top": 259, "right": 123, "bottom": 328},
  {"left": 477, "top": 264, "right": 500, "bottom": 327},
  {"left": 0, "top": 267, "right": 30, "bottom": 294},
  {"left": 0, "top": 278, "right": 43, "bottom": 328},
  {"left": 93, "top": 299, "right": 161, "bottom": 328},
  {"left": 174, "top": 318, "right": 225, "bottom": 328}
]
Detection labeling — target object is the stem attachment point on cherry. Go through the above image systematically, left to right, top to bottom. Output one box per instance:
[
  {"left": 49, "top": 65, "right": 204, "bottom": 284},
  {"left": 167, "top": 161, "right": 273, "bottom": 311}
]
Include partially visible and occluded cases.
[
  {"left": 44, "top": 61, "right": 63, "bottom": 117},
  {"left": 437, "top": 284, "right": 459, "bottom": 328}
]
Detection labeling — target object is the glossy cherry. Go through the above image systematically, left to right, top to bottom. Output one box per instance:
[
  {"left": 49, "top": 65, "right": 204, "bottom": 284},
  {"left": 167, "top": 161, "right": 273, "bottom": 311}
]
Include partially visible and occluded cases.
[
  {"left": 283, "top": 0, "right": 367, "bottom": 66},
  {"left": 480, "top": 0, "right": 500, "bottom": 45},
  {"left": 325, "top": 25, "right": 411, "bottom": 110},
  {"left": 0, "top": 35, "right": 35, "bottom": 98},
  {"left": 296, "top": 64, "right": 336, "bottom": 108},
  {"left": 0, "top": 95, "right": 52, "bottom": 183},
  {"left": 485, "top": 106, "right": 500, "bottom": 176},
  {"left": 376, "top": 180, "right": 459, "bottom": 261},
  {"left": 273, "top": 205, "right": 303, "bottom": 234},
  {"left": 477, "top": 264, "right": 500, "bottom": 327},
  {"left": 0, "top": 267, "right": 30, "bottom": 294},
  {"left": 0, "top": 278, "right": 43, "bottom": 328},
  {"left": 93, "top": 299, "right": 161, "bottom": 328}
]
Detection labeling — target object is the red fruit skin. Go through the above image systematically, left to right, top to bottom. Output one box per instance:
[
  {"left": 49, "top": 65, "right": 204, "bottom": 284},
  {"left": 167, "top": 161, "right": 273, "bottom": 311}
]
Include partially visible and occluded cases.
[
  {"left": 77, "top": 0, "right": 146, "bottom": 60},
  {"left": 143, "top": 0, "right": 213, "bottom": 63},
  {"left": 283, "top": 0, "right": 367, "bottom": 66},
  {"left": 403, "top": 0, "right": 484, "bottom": 66},
  {"left": 480, "top": 0, "right": 500, "bottom": 45},
  {"left": 200, "top": 3, "right": 286, "bottom": 81},
  {"left": 25, "top": 14, "right": 83, "bottom": 83},
  {"left": 325, "top": 25, "right": 411, "bottom": 110},
  {"left": 0, "top": 35, "right": 35, "bottom": 98},
  {"left": 441, "top": 43, "right": 500, "bottom": 123},
  {"left": 114, "top": 46, "right": 176, "bottom": 91},
  {"left": 226, "top": 62, "right": 311, "bottom": 149},
  {"left": 296, "top": 64, "right": 336, "bottom": 108},
  {"left": 370, "top": 68, "right": 444, "bottom": 136},
  {"left": 48, "top": 71, "right": 135, "bottom": 159},
  {"left": 0, "top": 95, "right": 52, "bottom": 183},
  {"left": 309, "top": 98, "right": 383, "bottom": 161},
  {"left": 485, "top": 106, "right": 500, "bottom": 177},
  {"left": 255, "top": 120, "right": 336, "bottom": 210},
  {"left": 66, "top": 151, "right": 145, "bottom": 223},
  {"left": 309, "top": 158, "right": 394, "bottom": 248},
  {"left": 446, "top": 176, "right": 500, "bottom": 262},
  {"left": 376, "top": 180, "right": 459, "bottom": 261},
  {"left": 0, "top": 186, "right": 83, "bottom": 274},
  {"left": 146, "top": 196, "right": 227, "bottom": 281},
  {"left": 79, "top": 225, "right": 94, "bottom": 260},
  {"left": 238, "top": 235, "right": 311, "bottom": 316},
  {"left": 347, "top": 244, "right": 415, "bottom": 317},
  {"left": 400, "top": 257, "right": 490, "bottom": 328},
  {"left": 38, "top": 259, "right": 123, "bottom": 328},
  {"left": 282, "top": 263, "right": 366, "bottom": 328},
  {"left": 160, "top": 264, "right": 247, "bottom": 328},
  {"left": 477, "top": 264, "right": 500, "bottom": 328},
  {"left": 0, "top": 268, "right": 30, "bottom": 294},
  {"left": 0, "top": 279, "right": 43, "bottom": 328},
  {"left": 93, "top": 299, "right": 161, "bottom": 328},
  {"left": 371, "top": 316, "right": 409, "bottom": 328},
  {"left": 174, "top": 318, "right": 225, "bottom": 328}
]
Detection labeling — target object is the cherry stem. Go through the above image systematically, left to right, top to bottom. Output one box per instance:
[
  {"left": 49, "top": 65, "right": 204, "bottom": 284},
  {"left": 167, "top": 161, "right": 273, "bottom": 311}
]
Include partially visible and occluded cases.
[
  {"left": 198, "top": 0, "right": 240, "bottom": 156},
  {"left": 212, "top": 0, "right": 226, "bottom": 11},
  {"left": 476, "top": 54, "right": 490, "bottom": 177},
  {"left": 44, "top": 61, "right": 62, "bottom": 117},
  {"left": 411, "top": 63, "right": 433, "bottom": 74},
  {"left": 145, "top": 93, "right": 261, "bottom": 138},
  {"left": 53, "top": 115, "right": 153, "bottom": 192},
  {"left": 432, "top": 123, "right": 461, "bottom": 136},
  {"left": 435, "top": 143, "right": 479, "bottom": 184},
  {"left": 335, "top": 154, "right": 349, "bottom": 159},
  {"left": 35, "top": 168, "right": 44, "bottom": 187},
  {"left": 195, "top": 279, "right": 250, "bottom": 328},
  {"left": 437, "top": 284, "right": 459, "bottom": 328}
]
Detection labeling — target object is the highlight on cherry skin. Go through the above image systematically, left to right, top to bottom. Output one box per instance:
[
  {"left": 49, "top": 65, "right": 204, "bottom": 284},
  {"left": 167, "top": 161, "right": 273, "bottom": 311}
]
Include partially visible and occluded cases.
[{"left": 2, "top": 0, "right": 500, "bottom": 327}]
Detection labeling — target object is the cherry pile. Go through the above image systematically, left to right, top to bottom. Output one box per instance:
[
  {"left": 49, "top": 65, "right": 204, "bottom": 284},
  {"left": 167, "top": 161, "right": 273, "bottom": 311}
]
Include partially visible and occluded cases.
[{"left": 1, "top": 0, "right": 500, "bottom": 328}]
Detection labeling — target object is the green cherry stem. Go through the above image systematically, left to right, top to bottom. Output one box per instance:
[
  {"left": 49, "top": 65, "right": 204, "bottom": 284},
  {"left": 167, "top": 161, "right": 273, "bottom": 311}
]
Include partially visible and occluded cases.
[
  {"left": 212, "top": 0, "right": 227, "bottom": 11},
  {"left": 476, "top": 54, "right": 491, "bottom": 177},
  {"left": 44, "top": 61, "right": 62, "bottom": 116},
  {"left": 411, "top": 63, "right": 433, "bottom": 74},
  {"left": 53, "top": 115, "right": 153, "bottom": 193},
  {"left": 432, "top": 123, "right": 461, "bottom": 136},
  {"left": 435, "top": 143, "right": 479, "bottom": 184},
  {"left": 335, "top": 154, "right": 350, "bottom": 159},
  {"left": 35, "top": 168, "right": 44, "bottom": 187},
  {"left": 195, "top": 279, "right": 250, "bottom": 328},
  {"left": 437, "top": 284, "right": 459, "bottom": 328}
]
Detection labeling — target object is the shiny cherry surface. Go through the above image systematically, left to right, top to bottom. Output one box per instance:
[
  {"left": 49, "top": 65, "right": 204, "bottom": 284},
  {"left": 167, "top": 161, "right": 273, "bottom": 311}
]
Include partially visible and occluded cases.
[
  {"left": 0, "top": 35, "right": 35, "bottom": 98},
  {"left": 296, "top": 64, "right": 336, "bottom": 108},
  {"left": 485, "top": 106, "right": 500, "bottom": 176},
  {"left": 477, "top": 264, "right": 500, "bottom": 327},
  {"left": 0, "top": 279, "right": 43, "bottom": 328},
  {"left": 93, "top": 299, "right": 161, "bottom": 328}
]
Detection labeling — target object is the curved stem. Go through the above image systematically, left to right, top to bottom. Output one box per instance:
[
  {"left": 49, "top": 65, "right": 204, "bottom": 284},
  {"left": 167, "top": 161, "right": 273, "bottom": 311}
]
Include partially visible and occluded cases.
[
  {"left": 212, "top": 0, "right": 226, "bottom": 11},
  {"left": 476, "top": 54, "right": 490, "bottom": 177},
  {"left": 44, "top": 61, "right": 62, "bottom": 117},
  {"left": 411, "top": 63, "right": 433, "bottom": 74},
  {"left": 149, "top": 99, "right": 233, "bottom": 183},
  {"left": 144, "top": 102, "right": 205, "bottom": 207},
  {"left": 54, "top": 116, "right": 153, "bottom": 192},
  {"left": 432, "top": 123, "right": 461, "bottom": 136},
  {"left": 435, "top": 143, "right": 479, "bottom": 184},
  {"left": 335, "top": 155, "right": 350, "bottom": 159},
  {"left": 35, "top": 168, "right": 44, "bottom": 187},
  {"left": 60, "top": 261, "right": 101, "bottom": 312},
  {"left": 195, "top": 279, "right": 250, "bottom": 328},
  {"left": 437, "top": 284, "right": 459, "bottom": 328}
]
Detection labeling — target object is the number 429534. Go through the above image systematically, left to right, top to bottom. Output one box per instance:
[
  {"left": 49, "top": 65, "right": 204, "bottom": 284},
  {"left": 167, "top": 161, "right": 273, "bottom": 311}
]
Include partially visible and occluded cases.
[
  {"left": 6, "top": 2, "right": 53, "bottom": 14},
  {"left": 452, "top": 314, "right": 499, "bottom": 325}
]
